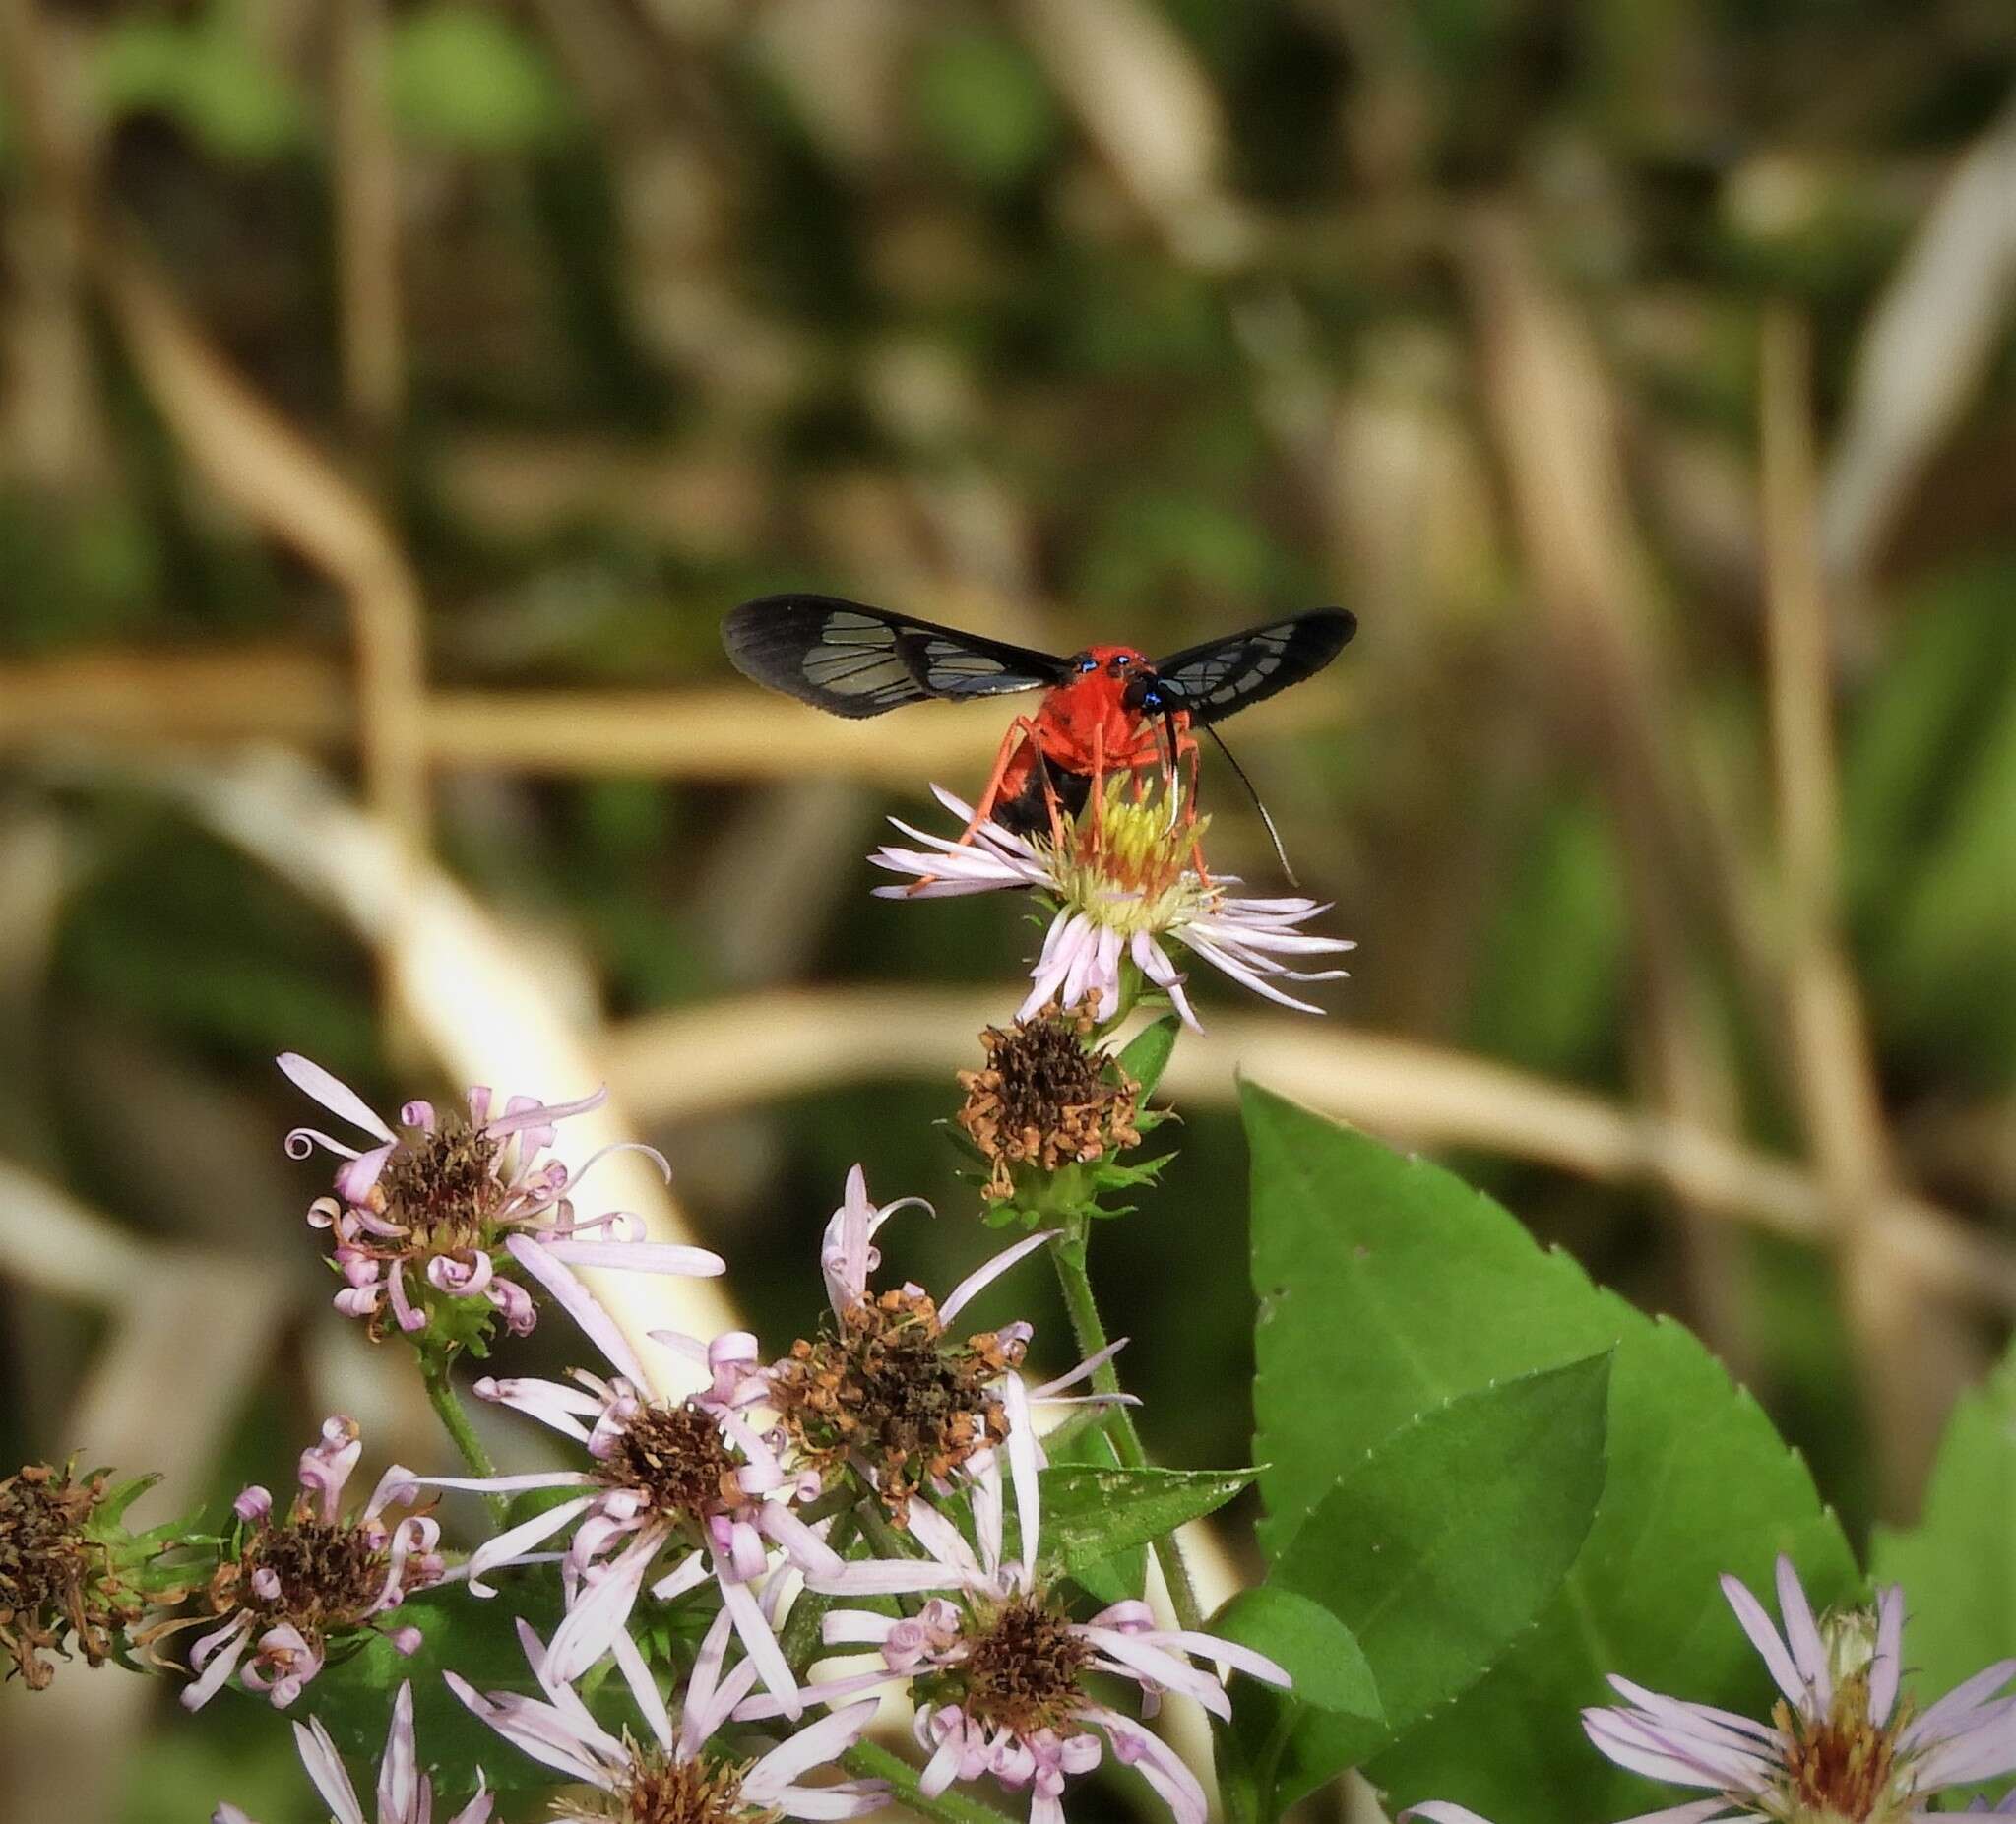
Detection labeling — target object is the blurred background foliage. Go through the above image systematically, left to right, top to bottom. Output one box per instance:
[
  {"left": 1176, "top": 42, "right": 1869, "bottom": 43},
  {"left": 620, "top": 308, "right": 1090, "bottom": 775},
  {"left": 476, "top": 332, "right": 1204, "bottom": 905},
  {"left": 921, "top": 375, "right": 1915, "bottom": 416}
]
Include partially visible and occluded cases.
[{"left": 0, "top": 0, "right": 2011, "bottom": 1817}]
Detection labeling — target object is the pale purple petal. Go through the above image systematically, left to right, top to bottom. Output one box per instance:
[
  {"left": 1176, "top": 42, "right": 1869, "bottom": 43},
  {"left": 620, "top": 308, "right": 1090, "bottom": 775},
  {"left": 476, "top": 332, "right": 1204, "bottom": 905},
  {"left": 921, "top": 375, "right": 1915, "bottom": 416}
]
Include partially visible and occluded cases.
[
  {"left": 277, "top": 1053, "right": 395, "bottom": 1142},
  {"left": 940, "top": 1230, "right": 1057, "bottom": 1325},
  {"left": 504, "top": 1235, "right": 650, "bottom": 1387},
  {"left": 539, "top": 1240, "right": 726, "bottom": 1277},
  {"left": 465, "top": 1495, "right": 596, "bottom": 1597},
  {"left": 1774, "top": 1556, "right": 1831, "bottom": 1707},
  {"left": 1719, "top": 1572, "right": 1809, "bottom": 1709},
  {"left": 1870, "top": 1583, "right": 1906, "bottom": 1726},
  {"left": 375, "top": 1684, "right": 419, "bottom": 1824},
  {"left": 746, "top": 1699, "right": 883, "bottom": 1795},
  {"left": 291, "top": 1715, "right": 366, "bottom": 1824}
]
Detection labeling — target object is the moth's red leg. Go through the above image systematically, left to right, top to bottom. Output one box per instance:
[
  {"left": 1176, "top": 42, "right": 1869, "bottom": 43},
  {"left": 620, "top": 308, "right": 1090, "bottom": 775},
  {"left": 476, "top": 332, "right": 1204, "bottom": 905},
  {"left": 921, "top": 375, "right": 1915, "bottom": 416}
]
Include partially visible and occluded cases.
[
  {"left": 905, "top": 718, "right": 1041, "bottom": 895},
  {"left": 962, "top": 718, "right": 1041, "bottom": 844},
  {"left": 1088, "top": 722, "right": 1108, "bottom": 860},
  {"left": 1175, "top": 729, "right": 1214, "bottom": 884}
]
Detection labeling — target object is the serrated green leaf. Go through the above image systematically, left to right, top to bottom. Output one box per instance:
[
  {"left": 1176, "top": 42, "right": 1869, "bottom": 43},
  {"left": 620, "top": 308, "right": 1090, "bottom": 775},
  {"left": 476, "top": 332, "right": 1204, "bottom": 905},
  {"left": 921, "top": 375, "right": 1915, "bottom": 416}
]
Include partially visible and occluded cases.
[
  {"left": 1115, "top": 1012, "right": 1181, "bottom": 1100},
  {"left": 1243, "top": 1084, "right": 1857, "bottom": 1823},
  {"left": 1872, "top": 1337, "right": 2016, "bottom": 1702},
  {"left": 1245, "top": 1358, "right": 1609, "bottom": 1806},
  {"left": 1043, "top": 1425, "right": 1147, "bottom": 1604},
  {"left": 1017, "top": 1464, "right": 1254, "bottom": 1584},
  {"left": 1212, "top": 1585, "right": 1380, "bottom": 1719}
]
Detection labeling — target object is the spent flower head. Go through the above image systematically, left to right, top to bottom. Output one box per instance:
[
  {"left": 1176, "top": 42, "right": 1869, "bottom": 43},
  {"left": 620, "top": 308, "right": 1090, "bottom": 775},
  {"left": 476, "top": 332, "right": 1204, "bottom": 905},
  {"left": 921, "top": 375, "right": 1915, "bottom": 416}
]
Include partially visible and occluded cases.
[
  {"left": 869, "top": 782, "right": 1352, "bottom": 1031},
  {"left": 957, "top": 998, "right": 1144, "bottom": 1204},
  {"left": 279, "top": 1053, "right": 724, "bottom": 1352},
  {"left": 770, "top": 1167, "right": 1130, "bottom": 1521},
  {"left": 404, "top": 1236, "right": 833, "bottom": 1715},
  {"left": 180, "top": 1416, "right": 443, "bottom": 1711},
  {"left": 0, "top": 1459, "right": 185, "bottom": 1689},
  {"left": 1407, "top": 1555, "right": 2016, "bottom": 1824},
  {"left": 215, "top": 1681, "right": 493, "bottom": 1824}
]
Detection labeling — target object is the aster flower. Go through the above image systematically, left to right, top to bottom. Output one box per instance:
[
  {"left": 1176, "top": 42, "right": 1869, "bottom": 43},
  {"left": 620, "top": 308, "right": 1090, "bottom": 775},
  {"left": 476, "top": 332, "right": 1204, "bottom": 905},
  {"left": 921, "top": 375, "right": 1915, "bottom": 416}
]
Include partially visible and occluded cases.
[
  {"left": 868, "top": 783, "right": 1352, "bottom": 1031},
  {"left": 279, "top": 1052, "right": 724, "bottom": 1347},
  {"left": 768, "top": 1165, "right": 1130, "bottom": 1518},
  {"left": 402, "top": 1236, "right": 835, "bottom": 1713},
  {"left": 179, "top": 1417, "right": 443, "bottom": 1711},
  {"left": 809, "top": 1452, "right": 1291, "bottom": 1824},
  {"left": 0, "top": 1459, "right": 186, "bottom": 1689},
  {"left": 1405, "top": 1555, "right": 2016, "bottom": 1824},
  {"left": 449, "top": 1605, "right": 886, "bottom": 1822},
  {"left": 215, "top": 1681, "right": 492, "bottom": 1824}
]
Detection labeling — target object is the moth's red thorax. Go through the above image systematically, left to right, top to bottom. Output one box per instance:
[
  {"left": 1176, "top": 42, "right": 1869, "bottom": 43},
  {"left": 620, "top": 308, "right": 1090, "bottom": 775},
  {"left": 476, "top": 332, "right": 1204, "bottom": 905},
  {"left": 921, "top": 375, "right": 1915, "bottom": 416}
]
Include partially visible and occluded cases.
[{"left": 1029, "top": 645, "right": 1161, "bottom": 773}]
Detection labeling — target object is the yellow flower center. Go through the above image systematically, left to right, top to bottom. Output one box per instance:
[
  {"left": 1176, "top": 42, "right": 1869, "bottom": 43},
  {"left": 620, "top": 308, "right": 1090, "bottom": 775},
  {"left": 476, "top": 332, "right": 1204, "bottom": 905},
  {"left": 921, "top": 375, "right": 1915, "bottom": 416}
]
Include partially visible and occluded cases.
[{"left": 1040, "top": 779, "right": 1215, "bottom": 938}]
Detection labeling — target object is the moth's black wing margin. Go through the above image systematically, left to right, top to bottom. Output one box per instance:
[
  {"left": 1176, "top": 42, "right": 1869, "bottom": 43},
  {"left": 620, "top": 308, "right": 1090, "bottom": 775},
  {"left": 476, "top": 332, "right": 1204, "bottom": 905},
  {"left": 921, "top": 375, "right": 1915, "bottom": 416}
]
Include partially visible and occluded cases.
[
  {"left": 724, "top": 594, "right": 1071, "bottom": 720},
  {"left": 1147, "top": 609, "right": 1356, "bottom": 726}
]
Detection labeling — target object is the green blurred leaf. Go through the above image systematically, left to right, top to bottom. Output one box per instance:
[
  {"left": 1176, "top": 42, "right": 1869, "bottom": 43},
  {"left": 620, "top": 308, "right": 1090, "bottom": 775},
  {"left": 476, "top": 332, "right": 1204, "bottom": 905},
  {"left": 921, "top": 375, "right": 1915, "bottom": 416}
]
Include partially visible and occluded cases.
[
  {"left": 94, "top": 1, "right": 304, "bottom": 159},
  {"left": 389, "top": 4, "right": 570, "bottom": 151},
  {"left": 913, "top": 27, "right": 1061, "bottom": 188},
  {"left": 1464, "top": 793, "right": 1627, "bottom": 1080},
  {"left": 1243, "top": 1084, "right": 1858, "bottom": 1823},
  {"left": 1872, "top": 1337, "right": 2016, "bottom": 1702},
  {"left": 1242, "top": 1358, "right": 1610, "bottom": 1806},
  {"left": 1213, "top": 1589, "right": 1379, "bottom": 1721}
]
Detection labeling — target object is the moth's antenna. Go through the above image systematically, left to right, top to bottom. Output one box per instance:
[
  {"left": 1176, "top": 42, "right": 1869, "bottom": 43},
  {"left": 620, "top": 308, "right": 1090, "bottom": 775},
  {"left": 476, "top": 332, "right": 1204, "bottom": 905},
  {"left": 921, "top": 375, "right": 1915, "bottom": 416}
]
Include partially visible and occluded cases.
[{"left": 1201, "top": 721, "right": 1298, "bottom": 886}]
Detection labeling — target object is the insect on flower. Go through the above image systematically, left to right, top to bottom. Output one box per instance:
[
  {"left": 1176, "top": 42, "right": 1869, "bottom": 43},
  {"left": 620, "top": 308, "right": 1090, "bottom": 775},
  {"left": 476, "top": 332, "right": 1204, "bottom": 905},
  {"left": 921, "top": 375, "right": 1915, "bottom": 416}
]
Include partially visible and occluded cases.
[{"left": 722, "top": 595, "right": 1356, "bottom": 869}]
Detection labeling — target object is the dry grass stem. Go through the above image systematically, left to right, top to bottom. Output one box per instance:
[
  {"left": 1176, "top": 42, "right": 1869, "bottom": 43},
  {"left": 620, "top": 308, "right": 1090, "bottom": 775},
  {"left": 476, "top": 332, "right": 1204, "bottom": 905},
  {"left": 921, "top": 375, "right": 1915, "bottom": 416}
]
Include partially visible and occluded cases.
[
  {"left": 1760, "top": 310, "right": 1954, "bottom": 1506},
  {"left": 604, "top": 987, "right": 2016, "bottom": 1314}
]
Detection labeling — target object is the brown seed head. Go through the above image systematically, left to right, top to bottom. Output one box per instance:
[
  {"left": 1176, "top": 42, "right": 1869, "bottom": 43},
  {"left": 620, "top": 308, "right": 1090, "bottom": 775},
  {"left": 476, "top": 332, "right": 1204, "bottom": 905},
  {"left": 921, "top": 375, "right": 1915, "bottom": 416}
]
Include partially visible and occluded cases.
[
  {"left": 957, "top": 999, "right": 1142, "bottom": 1201},
  {"left": 372, "top": 1116, "right": 506, "bottom": 1251},
  {"left": 772, "top": 1289, "right": 1023, "bottom": 1517},
  {"left": 601, "top": 1401, "right": 746, "bottom": 1521},
  {"left": 0, "top": 1461, "right": 142, "bottom": 1689},
  {"left": 957, "top": 1594, "right": 1096, "bottom": 1739},
  {"left": 555, "top": 1748, "right": 774, "bottom": 1824}
]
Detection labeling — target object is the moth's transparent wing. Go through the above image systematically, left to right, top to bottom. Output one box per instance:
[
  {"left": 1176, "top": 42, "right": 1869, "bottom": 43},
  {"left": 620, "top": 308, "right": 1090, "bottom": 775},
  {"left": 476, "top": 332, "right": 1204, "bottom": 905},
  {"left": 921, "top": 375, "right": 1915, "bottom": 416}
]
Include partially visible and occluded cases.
[
  {"left": 724, "top": 595, "right": 1069, "bottom": 720},
  {"left": 1148, "top": 610, "right": 1356, "bottom": 726}
]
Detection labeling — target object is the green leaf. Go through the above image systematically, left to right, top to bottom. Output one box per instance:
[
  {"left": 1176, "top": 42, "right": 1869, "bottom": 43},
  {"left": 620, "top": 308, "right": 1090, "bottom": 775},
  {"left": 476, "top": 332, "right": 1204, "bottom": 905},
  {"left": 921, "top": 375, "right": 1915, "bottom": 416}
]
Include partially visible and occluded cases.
[
  {"left": 389, "top": 4, "right": 569, "bottom": 151},
  {"left": 912, "top": 27, "right": 1061, "bottom": 189},
  {"left": 1115, "top": 1012, "right": 1181, "bottom": 1101},
  {"left": 1243, "top": 1085, "right": 1857, "bottom": 1823},
  {"left": 1872, "top": 1337, "right": 2016, "bottom": 1701},
  {"left": 1247, "top": 1358, "right": 1610, "bottom": 1806},
  {"left": 1043, "top": 1425, "right": 1147, "bottom": 1604},
  {"left": 1021, "top": 1464, "right": 1254, "bottom": 1585},
  {"left": 304, "top": 1568, "right": 570, "bottom": 1793},
  {"left": 1211, "top": 1586, "right": 1380, "bottom": 1719}
]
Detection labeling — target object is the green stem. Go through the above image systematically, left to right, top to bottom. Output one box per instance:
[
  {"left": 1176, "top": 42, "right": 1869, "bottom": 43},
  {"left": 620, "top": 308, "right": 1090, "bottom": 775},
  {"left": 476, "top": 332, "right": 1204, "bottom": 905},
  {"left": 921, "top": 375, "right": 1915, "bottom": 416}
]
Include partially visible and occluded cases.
[
  {"left": 1047, "top": 1226, "right": 1205, "bottom": 1632},
  {"left": 419, "top": 1353, "right": 510, "bottom": 1529},
  {"left": 845, "top": 1741, "right": 1018, "bottom": 1824}
]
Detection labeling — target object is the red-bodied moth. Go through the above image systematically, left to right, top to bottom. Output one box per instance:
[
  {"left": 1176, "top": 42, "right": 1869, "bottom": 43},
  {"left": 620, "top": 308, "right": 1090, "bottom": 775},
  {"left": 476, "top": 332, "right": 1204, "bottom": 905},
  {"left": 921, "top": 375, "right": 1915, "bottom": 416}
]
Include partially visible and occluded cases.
[{"left": 722, "top": 594, "right": 1355, "bottom": 873}]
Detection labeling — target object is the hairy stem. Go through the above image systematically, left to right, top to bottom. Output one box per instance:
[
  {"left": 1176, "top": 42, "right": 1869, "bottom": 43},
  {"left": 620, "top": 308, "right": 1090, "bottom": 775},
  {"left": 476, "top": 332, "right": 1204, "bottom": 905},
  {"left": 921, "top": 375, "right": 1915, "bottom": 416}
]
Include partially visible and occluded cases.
[
  {"left": 1047, "top": 1228, "right": 1205, "bottom": 1632},
  {"left": 419, "top": 1354, "right": 509, "bottom": 1529},
  {"left": 845, "top": 1741, "right": 1019, "bottom": 1824}
]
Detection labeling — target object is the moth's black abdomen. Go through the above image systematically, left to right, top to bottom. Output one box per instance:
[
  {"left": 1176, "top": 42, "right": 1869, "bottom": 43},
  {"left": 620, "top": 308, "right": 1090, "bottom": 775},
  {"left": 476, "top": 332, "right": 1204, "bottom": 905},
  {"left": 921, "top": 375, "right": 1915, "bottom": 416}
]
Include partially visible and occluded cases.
[{"left": 994, "top": 761, "right": 1093, "bottom": 837}]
